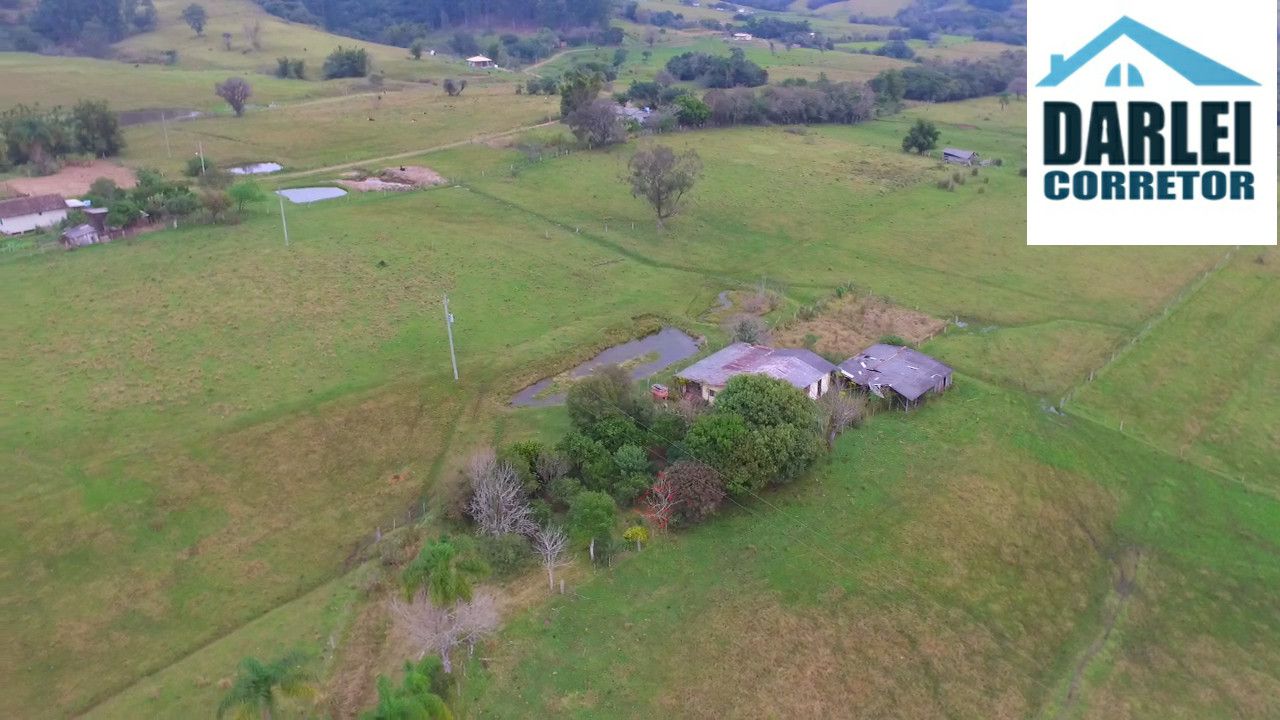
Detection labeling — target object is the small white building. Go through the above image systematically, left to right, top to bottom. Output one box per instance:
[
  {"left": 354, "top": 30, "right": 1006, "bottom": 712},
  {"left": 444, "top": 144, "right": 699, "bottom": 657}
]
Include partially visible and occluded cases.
[
  {"left": 732, "top": 32, "right": 753, "bottom": 41},
  {"left": 466, "top": 55, "right": 494, "bottom": 69},
  {"left": 0, "top": 194, "right": 68, "bottom": 235},
  {"left": 676, "top": 342, "right": 836, "bottom": 402}
]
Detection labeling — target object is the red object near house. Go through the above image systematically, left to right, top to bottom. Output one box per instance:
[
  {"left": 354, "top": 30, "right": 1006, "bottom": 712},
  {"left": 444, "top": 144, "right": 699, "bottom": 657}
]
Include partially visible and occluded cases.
[{"left": 650, "top": 383, "right": 669, "bottom": 401}]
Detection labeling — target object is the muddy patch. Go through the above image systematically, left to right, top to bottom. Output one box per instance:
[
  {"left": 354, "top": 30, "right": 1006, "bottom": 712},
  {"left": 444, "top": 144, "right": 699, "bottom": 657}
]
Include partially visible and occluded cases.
[
  {"left": 1, "top": 160, "right": 137, "bottom": 198},
  {"left": 229, "top": 162, "right": 283, "bottom": 176},
  {"left": 338, "top": 166, "right": 448, "bottom": 193},
  {"left": 773, "top": 293, "right": 945, "bottom": 359},
  {"left": 511, "top": 327, "right": 699, "bottom": 407}
]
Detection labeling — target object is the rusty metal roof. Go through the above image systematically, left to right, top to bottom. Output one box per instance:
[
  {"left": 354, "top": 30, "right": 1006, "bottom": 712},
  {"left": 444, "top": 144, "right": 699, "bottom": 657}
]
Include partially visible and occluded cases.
[
  {"left": 0, "top": 194, "right": 67, "bottom": 219},
  {"left": 677, "top": 342, "right": 833, "bottom": 390},
  {"left": 839, "top": 345, "right": 952, "bottom": 402}
]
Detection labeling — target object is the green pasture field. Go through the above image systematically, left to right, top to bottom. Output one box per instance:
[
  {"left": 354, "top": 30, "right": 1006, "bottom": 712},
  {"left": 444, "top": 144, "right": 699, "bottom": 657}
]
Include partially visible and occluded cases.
[
  {"left": 2, "top": 82, "right": 1272, "bottom": 720},
  {"left": 120, "top": 83, "right": 556, "bottom": 175},
  {"left": 1071, "top": 250, "right": 1279, "bottom": 485},
  {"left": 467, "top": 378, "right": 1280, "bottom": 718}
]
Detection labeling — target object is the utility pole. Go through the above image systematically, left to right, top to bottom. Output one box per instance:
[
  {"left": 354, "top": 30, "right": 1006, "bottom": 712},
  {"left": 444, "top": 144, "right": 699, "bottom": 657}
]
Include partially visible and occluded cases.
[
  {"left": 161, "top": 112, "right": 172, "bottom": 158},
  {"left": 197, "top": 141, "right": 206, "bottom": 174},
  {"left": 278, "top": 194, "right": 290, "bottom": 246},
  {"left": 443, "top": 294, "right": 459, "bottom": 381}
]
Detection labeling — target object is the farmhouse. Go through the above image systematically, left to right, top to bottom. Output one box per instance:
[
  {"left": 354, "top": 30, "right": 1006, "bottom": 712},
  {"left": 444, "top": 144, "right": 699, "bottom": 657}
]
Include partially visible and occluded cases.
[
  {"left": 732, "top": 32, "right": 753, "bottom": 41},
  {"left": 466, "top": 55, "right": 494, "bottom": 68},
  {"left": 943, "top": 148, "right": 979, "bottom": 165},
  {"left": 0, "top": 194, "right": 68, "bottom": 235},
  {"left": 677, "top": 342, "right": 835, "bottom": 402},
  {"left": 839, "top": 344, "right": 952, "bottom": 408}
]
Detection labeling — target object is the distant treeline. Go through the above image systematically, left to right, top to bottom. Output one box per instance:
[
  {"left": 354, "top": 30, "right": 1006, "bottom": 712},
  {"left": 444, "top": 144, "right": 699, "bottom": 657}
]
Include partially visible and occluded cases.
[
  {"left": 3, "top": 0, "right": 157, "bottom": 55},
  {"left": 253, "top": 0, "right": 615, "bottom": 44},
  {"left": 894, "top": 0, "right": 1025, "bottom": 45},
  {"left": 872, "top": 50, "right": 1026, "bottom": 103},
  {"left": 702, "top": 80, "right": 876, "bottom": 127}
]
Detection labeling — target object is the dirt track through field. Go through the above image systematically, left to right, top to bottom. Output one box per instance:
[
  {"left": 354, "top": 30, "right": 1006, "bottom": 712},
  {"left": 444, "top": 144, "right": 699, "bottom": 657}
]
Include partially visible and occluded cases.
[{"left": 272, "top": 121, "right": 560, "bottom": 181}]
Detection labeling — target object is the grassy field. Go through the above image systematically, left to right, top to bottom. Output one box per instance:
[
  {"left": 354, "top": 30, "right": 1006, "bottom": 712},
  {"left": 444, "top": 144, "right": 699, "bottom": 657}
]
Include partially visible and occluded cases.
[
  {"left": 120, "top": 84, "right": 556, "bottom": 175},
  {"left": 1071, "top": 250, "right": 1279, "bottom": 485},
  {"left": 466, "top": 378, "right": 1280, "bottom": 718}
]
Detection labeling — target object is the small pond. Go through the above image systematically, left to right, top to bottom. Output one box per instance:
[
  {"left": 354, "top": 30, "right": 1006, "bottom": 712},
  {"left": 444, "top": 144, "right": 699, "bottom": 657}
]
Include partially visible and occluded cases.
[
  {"left": 230, "top": 162, "right": 284, "bottom": 175},
  {"left": 276, "top": 187, "right": 347, "bottom": 204},
  {"left": 512, "top": 327, "right": 699, "bottom": 408}
]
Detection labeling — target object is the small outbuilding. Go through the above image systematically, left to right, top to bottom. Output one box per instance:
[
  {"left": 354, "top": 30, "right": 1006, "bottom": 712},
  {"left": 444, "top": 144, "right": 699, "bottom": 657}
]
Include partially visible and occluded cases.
[
  {"left": 732, "top": 32, "right": 753, "bottom": 41},
  {"left": 466, "top": 55, "right": 494, "bottom": 68},
  {"left": 942, "top": 148, "right": 979, "bottom": 166},
  {"left": 0, "top": 194, "right": 68, "bottom": 236},
  {"left": 60, "top": 224, "right": 103, "bottom": 249},
  {"left": 677, "top": 342, "right": 836, "bottom": 402},
  {"left": 839, "top": 344, "right": 952, "bottom": 408}
]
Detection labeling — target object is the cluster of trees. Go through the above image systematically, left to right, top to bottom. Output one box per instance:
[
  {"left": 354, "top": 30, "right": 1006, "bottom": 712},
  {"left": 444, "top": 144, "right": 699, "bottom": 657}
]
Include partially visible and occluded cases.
[
  {"left": 20, "top": 0, "right": 157, "bottom": 55},
  {"left": 251, "top": 0, "right": 615, "bottom": 43},
  {"left": 894, "top": 0, "right": 1026, "bottom": 45},
  {"left": 737, "top": 15, "right": 810, "bottom": 40},
  {"left": 872, "top": 39, "right": 916, "bottom": 60},
  {"left": 322, "top": 46, "right": 370, "bottom": 78},
  {"left": 666, "top": 48, "right": 768, "bottom": 88},
  {"left": 871, "top": 51, "right": 1025, "bottom": 104},
  {"left": 275, "top": 57, "right": 307, "bottom": 79},
  {"left": 701, "top": 79, "right": 875, "bottom": 127},
  {"left": 0, "top": 101, "right": 123, "bottom": 174},
  {"left": 78, "top": 166, "right": 267, "bottom": 230}
]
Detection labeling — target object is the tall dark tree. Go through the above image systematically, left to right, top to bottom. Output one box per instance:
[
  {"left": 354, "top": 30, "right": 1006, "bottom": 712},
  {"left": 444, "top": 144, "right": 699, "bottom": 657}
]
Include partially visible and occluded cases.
[
  {"left": 181, "top": 3, "right": 208, "bottom": 35},
  {"left": 71, "top": 100, "right": 124, "bottom": 156}
]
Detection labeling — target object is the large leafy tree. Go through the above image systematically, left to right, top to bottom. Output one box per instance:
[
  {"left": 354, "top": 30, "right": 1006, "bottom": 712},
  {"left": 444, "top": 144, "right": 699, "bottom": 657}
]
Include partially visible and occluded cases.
[
  {"left": 30, "top": 0, "right": 125, "bottom": 44},
  {"left": 71, "top": 100, "right": 124, "bottom": 157},
  {"left": 902, "top": 118, "right": 940, "bottom": 154},
  {"left": 626, "top": 144, "right": 703, "bottom": 227},
  {"left": 565, "top": 364, "right": 651, "bottom": 440},
  {"left": 567, "top": 490, "right": 617, "bottom": 561},
  {"left": 402, "top": 537, "right": 488, "bottom": 605},
  {"left": 217, "top": 652, "right": 315, "bottom": 720}
]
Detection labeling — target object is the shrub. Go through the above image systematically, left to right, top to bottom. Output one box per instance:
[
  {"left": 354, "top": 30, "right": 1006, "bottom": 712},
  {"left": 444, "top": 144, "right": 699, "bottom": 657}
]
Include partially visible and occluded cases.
[
  {"left": 323, "top": 46, "right": 370, "bottom": 79},
  {"left": 184, "top": 155, "right": 213, "bottom": 177},
  {"left": 970, "top": 167, "right": 979, "bottom": 176},
  {"left": 878, "top": 334, "right": 907, "bottom": 346},
  {"left": 663, "top": 461, "right": 726, "bottom": 526},
  {"left": 612, "top": 472, "right": 651, "bottom": 507},
  {"left": 547, "top": 476, "right": 584, "bottom": 507},
  {"left": 529, "top": 498, "right": 553, "bottom": 527},
  {"left": 477, "top": 533, "right": 532, "bottom": 579}
]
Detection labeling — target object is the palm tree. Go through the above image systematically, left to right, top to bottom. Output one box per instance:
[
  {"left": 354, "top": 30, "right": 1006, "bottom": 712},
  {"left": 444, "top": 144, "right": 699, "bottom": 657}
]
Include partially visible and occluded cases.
[
  {"left": 401, "top": 537, "right": 488, "bottom": 605},
  {"left": 217, "top": 652, "right": 315, "bottom": 720}
]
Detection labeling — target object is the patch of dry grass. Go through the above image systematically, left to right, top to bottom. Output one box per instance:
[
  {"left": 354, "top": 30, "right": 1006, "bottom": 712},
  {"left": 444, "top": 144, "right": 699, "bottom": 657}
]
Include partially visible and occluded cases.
[{"left": 772, "top": 292, "right": 946, "bottom": 358}]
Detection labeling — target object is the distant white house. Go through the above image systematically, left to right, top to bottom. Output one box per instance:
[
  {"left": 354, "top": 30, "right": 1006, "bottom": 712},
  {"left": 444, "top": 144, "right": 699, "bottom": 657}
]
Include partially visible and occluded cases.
[
  {"left": 732, "top": 32, "right": 753, "bottom": 41},
  {"left": 467, "top": 55, "right": 494, "bottom": 69},
  {"left": 0, "top": 194, "right": 68, "bottom": 236}
]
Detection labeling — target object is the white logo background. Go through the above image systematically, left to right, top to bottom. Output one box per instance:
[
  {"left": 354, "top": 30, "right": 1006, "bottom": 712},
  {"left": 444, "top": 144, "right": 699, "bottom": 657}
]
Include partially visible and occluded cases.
[{"left": 1028, "top": 1, "right": 1277, "bottom": 245}]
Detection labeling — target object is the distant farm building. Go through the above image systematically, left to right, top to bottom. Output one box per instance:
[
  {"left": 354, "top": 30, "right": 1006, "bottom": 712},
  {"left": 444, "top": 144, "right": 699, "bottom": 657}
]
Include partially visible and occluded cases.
[
  {"left": 732, "top": 32, "right": 753, "bottom": 41},
  {"left": 466, "top": 55, "right": 494, "bottom": 68},
  {"left": 615, "top": 105, "right": 653, "bottom": 125},
  {"left": 942, "top": 148, "right": 979, "bottom": 165},
  {"left": 0, "top": 194, "right": 68, "bottom": 235},
  {"left": 677, "top": 343, "right": 836, "bottom": 402},
  {"left": 839, "top": 344, "right": 952, "bottom": 408}
]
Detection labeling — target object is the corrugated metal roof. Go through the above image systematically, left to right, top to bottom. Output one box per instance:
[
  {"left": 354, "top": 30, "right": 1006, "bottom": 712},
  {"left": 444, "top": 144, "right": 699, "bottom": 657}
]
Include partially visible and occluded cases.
[
  {"left": 942, "top": 148, "right": 977, "bottom": 159},
  {"left": 0, "top": 194, "right": 68, "bottom": 219},
  {"left": 677, "top": 342, "right": 831, "bottom": 390},
  {"left": 839, "top": 345, "right": 952, "bottom": 402}
]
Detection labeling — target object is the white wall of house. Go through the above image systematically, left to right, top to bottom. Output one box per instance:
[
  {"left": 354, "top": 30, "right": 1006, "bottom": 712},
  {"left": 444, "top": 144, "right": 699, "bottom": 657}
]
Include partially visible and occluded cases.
[{"left": 0, "top": 209, "right": 67, "bottom": 236}]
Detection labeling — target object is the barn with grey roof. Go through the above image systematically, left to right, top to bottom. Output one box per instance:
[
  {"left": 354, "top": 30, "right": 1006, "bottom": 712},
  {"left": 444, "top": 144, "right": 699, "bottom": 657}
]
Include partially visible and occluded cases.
[
  {"left": 676, "top": 342, "right": 836, "bottom": 402},
  {"left": 839, "top": 344, "right": 952, "bottom": 407}
]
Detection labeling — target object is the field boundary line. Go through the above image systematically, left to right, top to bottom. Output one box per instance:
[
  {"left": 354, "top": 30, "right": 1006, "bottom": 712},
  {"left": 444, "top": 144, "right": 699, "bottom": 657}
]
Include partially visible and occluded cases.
[
  {"left": 273, "top": 120, "right": 561, "bottom": 180},
  {"left": 1060, "top": 247, "right": 1236, "bottom": 408}
]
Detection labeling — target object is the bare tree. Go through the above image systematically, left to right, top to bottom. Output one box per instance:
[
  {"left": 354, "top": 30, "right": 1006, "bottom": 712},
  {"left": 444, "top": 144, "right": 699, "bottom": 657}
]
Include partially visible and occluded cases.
[
  {"left": 243, "top": 21, "right": 262, "bottom": 51},
  {"left": 215, "top": 77, "right": 252, "bottom": 117},
  {"left": 626, "top": 145, "right": 703, "bottom": 228},
  {"left": 822, "top": 390, "right": 867, "bottom": 448},
  {"left": 466, "top": 449, "right": 536, "bottom": 537},
  {"left": 534, "top": 451, "right": 569, "bottom": 487},
  {"left": 642, "top": 479, "right": 678, "bottom": 531},
  {"left": 532, "top": 525, "right": 569, "bottom": 591},
  {"left": 390, "top": 591, "right": 499, "bottom": 673},
  {"left": 455, "top": 592, "right": 500, "bottom": 660}
]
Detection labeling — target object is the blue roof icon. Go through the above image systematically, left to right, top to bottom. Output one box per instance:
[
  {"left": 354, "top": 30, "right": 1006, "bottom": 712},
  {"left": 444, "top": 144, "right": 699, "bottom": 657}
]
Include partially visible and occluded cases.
[{"left": 1037, "top": 16, "right": 1258, "bottom": 87}]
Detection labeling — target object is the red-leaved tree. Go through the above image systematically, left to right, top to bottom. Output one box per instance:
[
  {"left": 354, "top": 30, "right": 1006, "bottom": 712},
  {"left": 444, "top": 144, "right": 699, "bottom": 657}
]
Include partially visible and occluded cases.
[{"left": 663, "top": 461, "right": 725, "bottom": 527}]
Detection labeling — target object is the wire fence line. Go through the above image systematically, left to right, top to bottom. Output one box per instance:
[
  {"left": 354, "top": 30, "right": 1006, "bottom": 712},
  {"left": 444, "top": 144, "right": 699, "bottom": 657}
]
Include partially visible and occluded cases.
[{"left": 1059, "top": 246, "right": 1237, "bottom": 411}]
